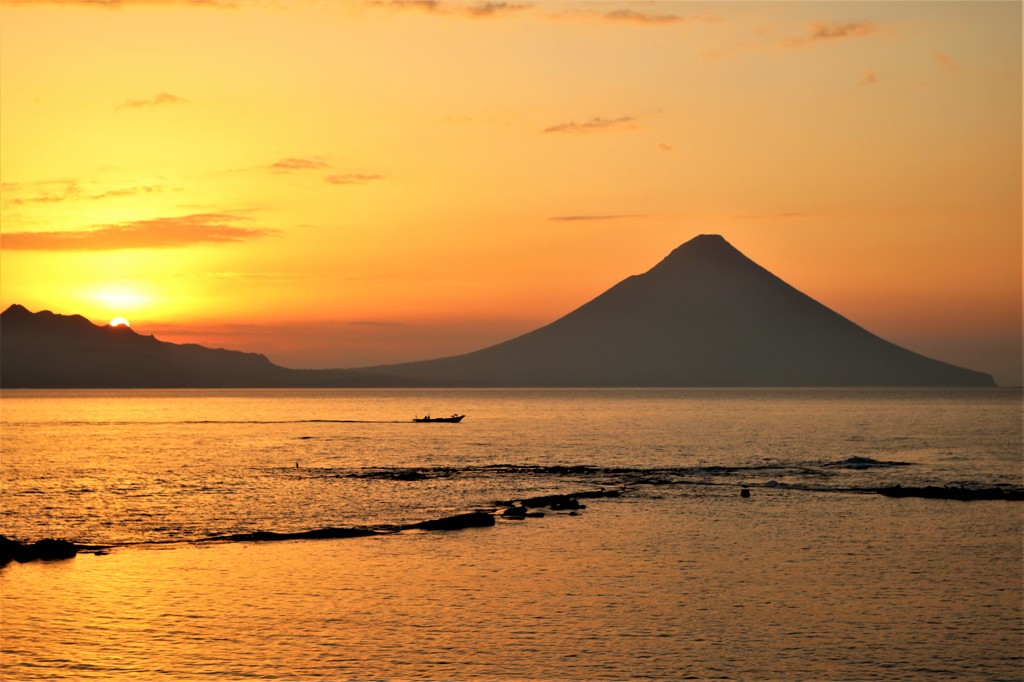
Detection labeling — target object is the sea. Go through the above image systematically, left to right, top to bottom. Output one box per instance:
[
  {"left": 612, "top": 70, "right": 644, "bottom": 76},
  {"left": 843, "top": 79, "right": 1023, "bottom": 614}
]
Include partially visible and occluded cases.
[{"left": 1, "top": 388, "right": 1021, "bottom": 681}]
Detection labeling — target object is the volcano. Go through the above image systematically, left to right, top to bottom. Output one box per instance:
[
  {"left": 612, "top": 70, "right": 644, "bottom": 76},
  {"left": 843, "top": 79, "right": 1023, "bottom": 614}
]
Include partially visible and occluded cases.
[
  {"left": 0, "top": 235, "right": 996, "bottom": 387},
  {"left": 368, "top": 235, "right": 994, "bottom": 386}
]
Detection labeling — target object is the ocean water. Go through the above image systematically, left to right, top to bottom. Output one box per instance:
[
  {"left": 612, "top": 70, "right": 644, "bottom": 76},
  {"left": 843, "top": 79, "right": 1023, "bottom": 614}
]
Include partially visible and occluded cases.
[{"left": 1, "top": 388, "right": 1021, "bottom": 680}]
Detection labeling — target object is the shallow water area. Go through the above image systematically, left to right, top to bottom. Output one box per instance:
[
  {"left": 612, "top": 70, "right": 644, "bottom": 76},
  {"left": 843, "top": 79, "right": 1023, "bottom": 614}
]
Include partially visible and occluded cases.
[
  {"left": 1, "top": 388, "right": 1022, "bottom": 679},
  {"left": 3, "top": 488, "right": 1021, "bottom": 680}
]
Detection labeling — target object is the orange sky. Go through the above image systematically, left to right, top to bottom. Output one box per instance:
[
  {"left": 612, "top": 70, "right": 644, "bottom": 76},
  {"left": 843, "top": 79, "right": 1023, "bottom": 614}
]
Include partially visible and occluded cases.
[{"left": 1, "top": 0, "right": 1020, "bottom": 384}]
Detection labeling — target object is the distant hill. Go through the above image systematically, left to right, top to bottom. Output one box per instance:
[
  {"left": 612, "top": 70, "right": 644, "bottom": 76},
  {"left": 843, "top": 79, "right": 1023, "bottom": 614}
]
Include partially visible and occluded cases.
[
  {"left": 0, "top": 235, "right": 996, "bottom": 388},
  {"left": 366, "top": 235, "right": 995, "bottom": 387},
  {"left": 0, "top": 305, "right": 397, "bottom": 388}
]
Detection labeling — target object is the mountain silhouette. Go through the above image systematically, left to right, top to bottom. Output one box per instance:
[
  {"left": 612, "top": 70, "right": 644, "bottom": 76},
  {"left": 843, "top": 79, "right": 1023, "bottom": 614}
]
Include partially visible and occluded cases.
[
  {"left": 0, "top": 235, "right": 995, "bottom": 388},
  {"left": 366, "top": 235, "right": 994, "bottom": 386},
  {"left": 0, "top": 304, "right": 395, "bottom": 388}
]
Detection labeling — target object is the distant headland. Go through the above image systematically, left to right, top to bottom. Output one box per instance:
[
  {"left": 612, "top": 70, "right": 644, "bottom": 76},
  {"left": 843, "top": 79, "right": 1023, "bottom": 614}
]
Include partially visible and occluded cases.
[{"left": 0, "top": 235, "right": 996, "bottom": 388}]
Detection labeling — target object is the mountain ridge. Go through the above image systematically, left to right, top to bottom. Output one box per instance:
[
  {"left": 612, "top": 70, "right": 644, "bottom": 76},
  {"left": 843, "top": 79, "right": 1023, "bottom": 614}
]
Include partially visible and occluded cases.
[
  {"left": 0, "top": 235, "right": 996, "bottom": 387},
  {"left": 0, "top": 304, "right": 400, "bottom": 388}
]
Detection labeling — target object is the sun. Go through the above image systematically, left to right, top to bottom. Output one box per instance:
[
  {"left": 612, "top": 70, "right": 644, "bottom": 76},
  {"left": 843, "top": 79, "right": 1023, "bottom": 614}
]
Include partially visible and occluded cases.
[{"left": 109, "top": 317, "right": 131, "bottom": 328}]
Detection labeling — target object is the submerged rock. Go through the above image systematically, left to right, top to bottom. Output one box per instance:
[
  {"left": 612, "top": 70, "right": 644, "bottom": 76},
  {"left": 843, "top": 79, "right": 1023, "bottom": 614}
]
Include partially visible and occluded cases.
[
  {"left": 829, "top": 456, "right": 912, "bottom": 469},
  {"left": 391, "top": 470, "right": 429, "bottom": 481},
  {"left": 876, "top": 485, "right": 1023, "bottom": 501},
  {"left": 496, "top": 489, "right": 621, "bottom": 509},
  {"left": 500, "top": 504, "right": 545, "bottom": 519},
  {"left": 502, "top": 505, "right": 528, "bottom": 518},
  {"left": 406, "top": 511, "right": 496, "bottom": 531},
  {"left": 219, "top": 527, "right": 382, "bottom": 543}
]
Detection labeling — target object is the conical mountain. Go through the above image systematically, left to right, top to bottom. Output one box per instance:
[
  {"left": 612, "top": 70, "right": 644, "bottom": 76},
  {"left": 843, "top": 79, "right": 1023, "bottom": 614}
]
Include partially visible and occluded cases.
[{"left": 371, "top": 235, "right": 994, "bottom": 386}]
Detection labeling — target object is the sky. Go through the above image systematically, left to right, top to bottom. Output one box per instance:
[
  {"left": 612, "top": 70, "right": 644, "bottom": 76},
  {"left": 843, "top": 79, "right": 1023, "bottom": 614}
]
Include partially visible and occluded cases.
[{"left": 0, "top": 0, "right": 1020, "bottom": 385}]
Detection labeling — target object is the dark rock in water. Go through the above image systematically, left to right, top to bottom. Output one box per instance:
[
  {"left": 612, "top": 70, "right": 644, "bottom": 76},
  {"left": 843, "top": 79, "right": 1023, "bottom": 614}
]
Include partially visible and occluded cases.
[
  {"left": 829, "top": 456, "right": 912, "bottom": 469},
  {"left": 391, "top": 470, "right": 429, "bottom": 481},
  {"left": 877, "top": 485, "right": 1024, "bottom": 501},
  {"left": 740, "top": 488, "right": 751, "bottom": 498},
  {"left": 496, "top": 489, "right": 621, "bottom": 509},
  {"left": 571, "top": 489, "right": 621, "bottom": 500},
  {"left": 550, "top": 498, "right": 586, "bottom": 511},
  {"left": 502, "top": 505, "right": 528, "bottom": 517},
  {"left": 406, "top": 511, "right": 496, "bottom": 531},
  {"left": 213, "top": 513, "right": 497, "bottom": 544},
  {"left": 220, "top": 527, "right": 381, "bottom": 543},
  {"left": 0, "top": 535, "right": 79, "bottom": 565},
  {"left": 0, "top": 535, "right": 24, "bottom": 565},
  {"left": 32, "top": 538, "right": 79, "bottom": 560}
]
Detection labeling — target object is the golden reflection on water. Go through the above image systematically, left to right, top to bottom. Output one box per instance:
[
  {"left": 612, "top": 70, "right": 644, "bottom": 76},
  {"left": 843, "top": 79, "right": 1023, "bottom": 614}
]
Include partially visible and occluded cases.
[{"left": 2, "top": 489, "right": 1021, "bottom": 680}]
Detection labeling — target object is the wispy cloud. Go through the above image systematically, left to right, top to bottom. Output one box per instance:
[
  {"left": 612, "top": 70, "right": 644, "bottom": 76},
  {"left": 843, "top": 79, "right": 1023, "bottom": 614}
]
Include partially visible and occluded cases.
[
  {"left": 2, "top": 0, "right": 236, "bottom": 7},
  {"left": 365, "top": 0, "right": 531, "bottom": 18},
  {"left": 368, "top": 0, "right": 442, "bottom": 11},
  {"left": 464, "top": 1, "right": 529, "bottom": 17},
  {"left": 596, "top": 8, "right": 690, "bottom": 25},
  {"left": 784, "top": 21, "right": 876, "bottom": 49},
  {"left": 117, "top": 93, "right": 189, "bottom": 109},
  {"left": 543, "top": 116, "right": 637, "bottom": 134},
  {"left": 657, "top": 142, "right": 674, "bottom": 153},
  {"left": 269, "top": 157, "right": 332, "bottom": 173},
  {"left": 325, "top": 174, "right": 384, "bottom": 185},
  {"left": 1, "top": 179, "right": 164, "bottom": 206},
  {"left": 0, "top": 213, "right": 275, "bottom": 251},
  {"left": 547, "top": 214, "right": 643, "bottom": 222}
]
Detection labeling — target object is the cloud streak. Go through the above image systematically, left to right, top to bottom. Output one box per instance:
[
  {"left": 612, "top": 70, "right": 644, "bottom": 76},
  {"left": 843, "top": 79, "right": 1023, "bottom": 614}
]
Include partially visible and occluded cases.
[
  {"left": 2, "top": 0, "right": 236, "bottom": 7},
  {"left": 365, "top": 1, "right": 531, "bottom": 18},
  {"left": 464, "top": 1, "right": 529, "bottom": 17},
  {"left": 596, "top": 8, "right": 691, "bottom": 25},
  {"left": 784, "top": 21, "right": 876, "bottom": 49},
  {"left": 117, "top": 93, "right": 189, "bottom": 109},
  {"left": 543, "top": 116, "right": 636, "bottom": 134},
  {"left": 269, "top": 157, "right": 332, "bottom": 172},
  {"left": 325, "top": 174, "right": 384, "bottom": 185},
  {"left": 1, "top": 179, "right": 164, "bottom": 206},
  {"left": 1, "top": 213, "right": 276, "bottom": 251}
]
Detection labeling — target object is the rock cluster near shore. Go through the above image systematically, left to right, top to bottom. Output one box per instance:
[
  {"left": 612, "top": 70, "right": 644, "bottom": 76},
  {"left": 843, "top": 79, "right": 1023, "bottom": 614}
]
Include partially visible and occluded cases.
[{"left": 2, "top": 489, "right": 622, "bottom": 562}]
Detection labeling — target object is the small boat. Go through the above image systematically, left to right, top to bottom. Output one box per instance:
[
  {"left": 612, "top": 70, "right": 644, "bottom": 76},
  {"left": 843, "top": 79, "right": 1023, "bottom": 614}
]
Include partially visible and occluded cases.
[{"left": 413, "top": 414, "right": 465, "bottom": 423}]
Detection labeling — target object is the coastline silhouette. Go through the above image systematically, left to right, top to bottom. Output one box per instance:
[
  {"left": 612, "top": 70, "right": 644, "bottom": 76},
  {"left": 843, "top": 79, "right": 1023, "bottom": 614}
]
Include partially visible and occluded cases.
[{"left": 0, "top": 235, "right": 995, "bottom": 388}]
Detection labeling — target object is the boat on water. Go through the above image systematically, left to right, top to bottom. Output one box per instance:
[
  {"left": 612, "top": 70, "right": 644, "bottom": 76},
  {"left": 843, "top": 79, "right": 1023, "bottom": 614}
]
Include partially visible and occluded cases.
[{"left": 413, "top": 414, "right": 465, "bottom": 423}]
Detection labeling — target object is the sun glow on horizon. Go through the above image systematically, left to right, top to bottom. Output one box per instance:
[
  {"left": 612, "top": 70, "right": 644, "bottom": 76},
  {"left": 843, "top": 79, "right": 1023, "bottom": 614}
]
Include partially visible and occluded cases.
[{"left": 109, "top": 317, "right": 130, "bottom": 327}]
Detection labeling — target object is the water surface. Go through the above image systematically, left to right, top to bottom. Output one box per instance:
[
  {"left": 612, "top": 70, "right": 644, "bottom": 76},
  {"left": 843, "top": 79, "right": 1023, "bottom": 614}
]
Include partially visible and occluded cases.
[{"left": 2, "top": 388, "right": 1021, "bottom": 679}]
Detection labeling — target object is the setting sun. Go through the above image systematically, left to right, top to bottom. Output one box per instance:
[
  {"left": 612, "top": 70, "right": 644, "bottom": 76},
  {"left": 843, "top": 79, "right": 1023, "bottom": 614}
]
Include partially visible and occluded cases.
[{"left": 109, "top": 317, "right": 130, "bottom": 328}]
